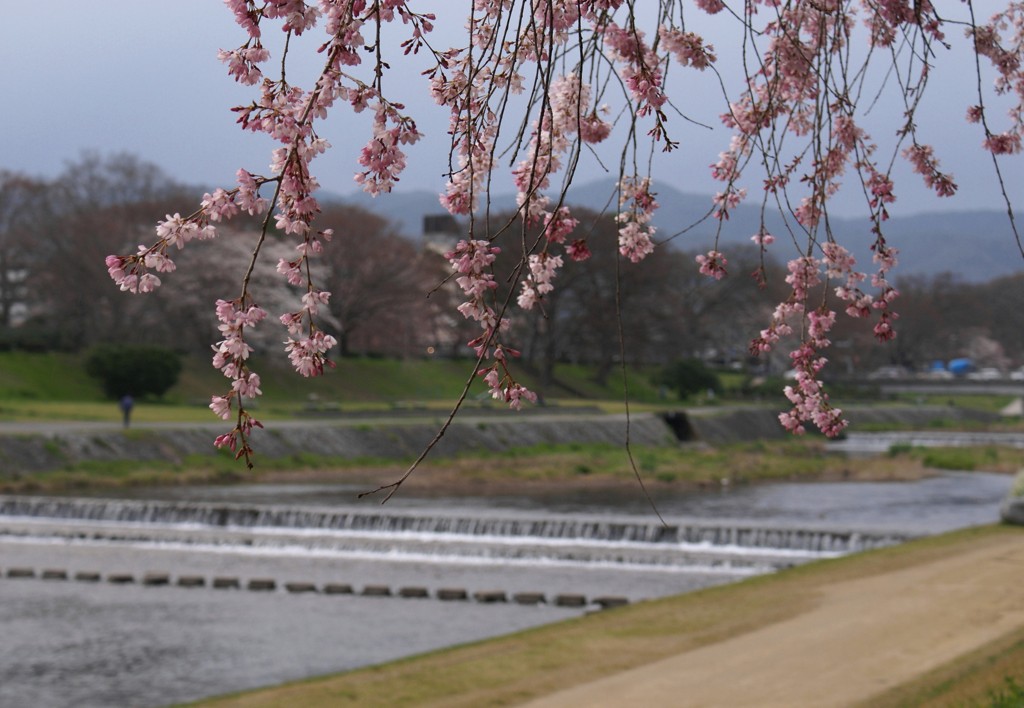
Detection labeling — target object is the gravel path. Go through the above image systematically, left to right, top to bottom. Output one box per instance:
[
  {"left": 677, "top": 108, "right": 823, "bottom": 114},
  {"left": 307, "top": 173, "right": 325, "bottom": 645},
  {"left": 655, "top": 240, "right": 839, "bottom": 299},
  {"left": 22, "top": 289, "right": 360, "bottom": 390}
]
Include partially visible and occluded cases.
[{"left": 521, "top": 529, "right": 1024, "bottom": 707}]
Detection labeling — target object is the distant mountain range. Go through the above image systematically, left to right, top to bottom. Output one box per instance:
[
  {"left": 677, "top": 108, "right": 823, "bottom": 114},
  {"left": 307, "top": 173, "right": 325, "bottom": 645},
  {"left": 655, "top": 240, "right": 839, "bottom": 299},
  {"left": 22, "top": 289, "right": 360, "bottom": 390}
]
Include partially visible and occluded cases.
[{"left": 328, "top": 180, "right": 1023, "bottom": 282}]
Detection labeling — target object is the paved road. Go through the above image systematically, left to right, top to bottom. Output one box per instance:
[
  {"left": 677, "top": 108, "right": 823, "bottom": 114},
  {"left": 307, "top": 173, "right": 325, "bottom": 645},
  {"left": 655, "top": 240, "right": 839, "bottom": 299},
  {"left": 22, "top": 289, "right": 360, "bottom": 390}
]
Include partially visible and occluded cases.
[{"left": 0, "top": 410, "right": 635, "bottom": 436}]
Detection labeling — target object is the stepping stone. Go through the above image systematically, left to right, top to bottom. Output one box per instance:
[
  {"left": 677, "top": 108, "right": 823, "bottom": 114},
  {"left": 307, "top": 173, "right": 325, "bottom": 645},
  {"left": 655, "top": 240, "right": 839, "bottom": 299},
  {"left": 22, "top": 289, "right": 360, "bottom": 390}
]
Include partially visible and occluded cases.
[
  {"left": 7, "top": 568, "right": 34, "bottom": 579},
  {"left": 41, "top": 569, "right": 68, "bottom": 581},
  {"left": 74, "top": 571, "right": 101, "bottom": 582},
  {"left": 143, "top": 573, "right": 170, "bottom": 586},
  {"left": 107, "top": 574, "right": 135, "bottom": 584},
  {"left": 178, "top": 576, "right": 206, "bottom": 588},
  {"left": 212, "top": 577, "right": 240, "bottom": 589},
  {"left": 247, "top": 579, "right": 277, "bottom": 592},
  {"left": 285, "top": 582, "right": 318, "bottom": 594},
  {"left": 323, "top": 583, "right": 353, "bottom": 595},
  {"left": 361, "top": 585, "right": 391, "bottom": 597},
  {"left": 398, "top": 586, "right": 429, "bottom": 599},
  {"left": 436, "top": 588, "right": 468, "bottom": 601},
  {"left": 473, "top": 590, "right": 507, "bottom": 604},
  {"left": 513, "top": 592, "right": 547, "bottom": 605},
  {"left": 554, "top": 594, "right": 587, "bottom": 608}
]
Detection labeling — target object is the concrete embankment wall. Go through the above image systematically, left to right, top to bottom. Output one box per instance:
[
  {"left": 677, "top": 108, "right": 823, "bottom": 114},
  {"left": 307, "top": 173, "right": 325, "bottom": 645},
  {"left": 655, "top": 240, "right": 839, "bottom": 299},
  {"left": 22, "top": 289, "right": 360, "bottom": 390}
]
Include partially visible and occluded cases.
[
  {"left": 0, "top": 405, "right": 997, "bottom": 475},
  {"left": 682, "top": 405, "right": 1000, "bottom": 444},
  {"left": 0, "top": 413, "right": 677, "bottom": 475}
]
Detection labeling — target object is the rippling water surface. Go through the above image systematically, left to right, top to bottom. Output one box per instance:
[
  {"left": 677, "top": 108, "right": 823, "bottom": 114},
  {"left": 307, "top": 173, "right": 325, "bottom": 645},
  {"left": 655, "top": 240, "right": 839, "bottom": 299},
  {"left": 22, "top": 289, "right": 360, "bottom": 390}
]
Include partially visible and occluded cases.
[{"left": 98, "top": 468, "right": 1012, "bottom": 533}]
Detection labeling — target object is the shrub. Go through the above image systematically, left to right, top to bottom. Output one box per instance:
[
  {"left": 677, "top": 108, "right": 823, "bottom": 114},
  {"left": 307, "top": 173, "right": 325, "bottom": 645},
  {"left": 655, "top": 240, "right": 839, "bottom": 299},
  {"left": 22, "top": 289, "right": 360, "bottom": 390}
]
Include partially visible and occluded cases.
[
  {"left": 84, "top": 345, "right": 182, "bottom": 399},
  {"left": 654, "top": 359, "right": 722, "bottom": 401},
  {"left": 887, "top": 442, "right": 914, "bottom": 457},
  {"left": 1010, "top": 470, "right": 1024, "bottom": 498}
]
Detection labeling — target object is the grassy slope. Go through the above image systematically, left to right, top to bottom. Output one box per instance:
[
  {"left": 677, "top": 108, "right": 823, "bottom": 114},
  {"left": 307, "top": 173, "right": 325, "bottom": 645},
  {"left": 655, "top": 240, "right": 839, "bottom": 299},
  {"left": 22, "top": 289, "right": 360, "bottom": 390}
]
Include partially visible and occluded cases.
[
  {"left": 5, "top": 348, "right": 1022, "bottom": 420},
  {"left": 2, "top": 350, "right": 1019, "bottom": 424},
  {"left": 0, "top": 351, "right": 672, "bottom": 415},
  {"left": 0, "top": 352, "right": 106, "bottom": 401},
  {"left": 173, "top": 354, "right": 667, "bottom": 406},
  {"left": 188, "top": 526, "right": 1024, "bottom": 708},
  {"left": 863, "top": 625, "right": 1024, "bottom": 707}
]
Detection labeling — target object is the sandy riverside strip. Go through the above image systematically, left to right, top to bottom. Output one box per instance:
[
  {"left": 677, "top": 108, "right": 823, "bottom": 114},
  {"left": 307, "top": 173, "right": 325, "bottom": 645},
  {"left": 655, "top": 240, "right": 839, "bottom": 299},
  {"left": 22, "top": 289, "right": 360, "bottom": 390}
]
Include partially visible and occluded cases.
[{"left": 521, "top": 526, "right": 1024, "bottom": 708}]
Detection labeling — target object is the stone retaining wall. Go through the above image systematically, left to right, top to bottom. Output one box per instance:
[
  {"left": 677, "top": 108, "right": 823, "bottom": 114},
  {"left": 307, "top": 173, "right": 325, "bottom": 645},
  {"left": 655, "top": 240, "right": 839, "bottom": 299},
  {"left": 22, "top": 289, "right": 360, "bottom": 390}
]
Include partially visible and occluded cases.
[
  {"left": 682, "top": 404, "right": 999, "bottom": 444},
  {"left": 0, "top": 405, "right": 996, "bottom": 476},
  {"left": 0, "top": 414, "right": 677, "bottom": 475}
]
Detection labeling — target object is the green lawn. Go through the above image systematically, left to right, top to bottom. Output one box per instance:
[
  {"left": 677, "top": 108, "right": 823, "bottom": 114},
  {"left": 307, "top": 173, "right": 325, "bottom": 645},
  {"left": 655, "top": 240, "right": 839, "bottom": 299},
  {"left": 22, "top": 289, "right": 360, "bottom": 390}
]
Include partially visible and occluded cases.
[
  {"left": 2, "top": 350, "right": 1018, "bottom": 425},
  {"left": 0, "top": 351, "right": 678, "bottom": 414},
  {"left": 0, "top": 351, "right": 106, "bottom": 401}
]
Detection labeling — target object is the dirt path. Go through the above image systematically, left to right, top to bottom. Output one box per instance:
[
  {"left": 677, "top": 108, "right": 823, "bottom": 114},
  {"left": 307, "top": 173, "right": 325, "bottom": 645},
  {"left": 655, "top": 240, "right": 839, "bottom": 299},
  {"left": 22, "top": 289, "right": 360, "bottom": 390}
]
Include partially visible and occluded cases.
[{"left": 521, "top": 531, "right": 1024, "bottom": 707}]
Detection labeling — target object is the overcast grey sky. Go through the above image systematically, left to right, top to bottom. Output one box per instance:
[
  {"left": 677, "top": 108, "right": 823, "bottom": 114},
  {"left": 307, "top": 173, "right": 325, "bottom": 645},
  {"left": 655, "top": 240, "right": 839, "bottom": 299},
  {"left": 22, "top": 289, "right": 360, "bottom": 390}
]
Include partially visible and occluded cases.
[{"left": 2, "top": 2, "right": 1020, "bottom": 217}]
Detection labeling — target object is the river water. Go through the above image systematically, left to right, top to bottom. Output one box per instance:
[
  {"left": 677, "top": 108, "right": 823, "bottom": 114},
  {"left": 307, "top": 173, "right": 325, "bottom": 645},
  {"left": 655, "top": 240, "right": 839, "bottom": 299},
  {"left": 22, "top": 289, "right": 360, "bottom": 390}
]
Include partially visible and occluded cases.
[
  {"left": 0, "top": 466, "right": 1013, "bottom": 708},
  {"left": 96, "top": 467, "right": 1012, "bottom": 534}
]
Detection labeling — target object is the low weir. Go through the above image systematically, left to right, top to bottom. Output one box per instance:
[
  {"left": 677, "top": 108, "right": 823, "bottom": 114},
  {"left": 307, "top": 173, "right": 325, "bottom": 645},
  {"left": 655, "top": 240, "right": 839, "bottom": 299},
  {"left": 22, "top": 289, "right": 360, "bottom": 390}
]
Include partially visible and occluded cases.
[{"left": 0, "top": 496, "right": 918, "bottom": 572}]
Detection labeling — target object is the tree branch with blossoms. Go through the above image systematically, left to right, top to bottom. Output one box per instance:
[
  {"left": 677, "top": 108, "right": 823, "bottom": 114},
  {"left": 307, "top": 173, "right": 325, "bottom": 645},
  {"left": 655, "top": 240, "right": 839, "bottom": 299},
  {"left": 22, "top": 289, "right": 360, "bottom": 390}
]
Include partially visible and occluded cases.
[{"left": 107, "top": 0, "right": 1023, "bottom": 486}]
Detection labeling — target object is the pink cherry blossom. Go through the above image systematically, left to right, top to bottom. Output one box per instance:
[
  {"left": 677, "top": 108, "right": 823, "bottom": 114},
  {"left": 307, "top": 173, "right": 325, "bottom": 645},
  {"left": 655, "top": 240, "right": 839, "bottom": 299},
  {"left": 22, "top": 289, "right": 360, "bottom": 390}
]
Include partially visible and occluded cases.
[{"left": 696, "top": 250, "right": 728, "bottom": 280}]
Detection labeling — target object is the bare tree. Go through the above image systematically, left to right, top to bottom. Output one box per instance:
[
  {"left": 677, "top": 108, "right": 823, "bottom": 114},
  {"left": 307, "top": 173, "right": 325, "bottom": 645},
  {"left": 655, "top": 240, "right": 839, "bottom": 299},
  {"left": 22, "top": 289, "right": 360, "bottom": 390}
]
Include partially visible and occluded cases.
[
  {"left": 25, "top": 154, "right": 193, "bottom": 349},
  {"left": 0, "top": 171, "right": 47, "bottom": 329},
  {"left": 316, "top": 204, "right": 427, "bottom": 357}
]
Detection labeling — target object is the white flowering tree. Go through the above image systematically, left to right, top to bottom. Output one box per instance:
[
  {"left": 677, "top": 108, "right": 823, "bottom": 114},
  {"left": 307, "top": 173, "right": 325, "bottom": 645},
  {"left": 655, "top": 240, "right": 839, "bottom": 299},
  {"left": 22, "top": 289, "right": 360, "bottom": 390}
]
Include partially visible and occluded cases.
[{"left": 106, "top": 1, "right": 1024, "bottom": 487}]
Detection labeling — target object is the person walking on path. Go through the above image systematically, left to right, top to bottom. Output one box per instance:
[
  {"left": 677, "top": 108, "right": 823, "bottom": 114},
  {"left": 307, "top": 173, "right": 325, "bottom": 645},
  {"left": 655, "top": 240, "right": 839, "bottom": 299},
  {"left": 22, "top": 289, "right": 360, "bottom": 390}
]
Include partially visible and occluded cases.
[{"left": 119, "top": 394, "right": 134, "bottom": 428}]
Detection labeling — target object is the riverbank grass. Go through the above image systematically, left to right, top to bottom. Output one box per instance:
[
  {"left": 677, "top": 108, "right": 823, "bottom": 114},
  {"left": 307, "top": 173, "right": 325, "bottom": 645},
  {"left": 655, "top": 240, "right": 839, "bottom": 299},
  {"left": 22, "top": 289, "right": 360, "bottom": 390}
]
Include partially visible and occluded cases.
[{"left": 5, "top": 436, "right": 1020, "bottom": 495}]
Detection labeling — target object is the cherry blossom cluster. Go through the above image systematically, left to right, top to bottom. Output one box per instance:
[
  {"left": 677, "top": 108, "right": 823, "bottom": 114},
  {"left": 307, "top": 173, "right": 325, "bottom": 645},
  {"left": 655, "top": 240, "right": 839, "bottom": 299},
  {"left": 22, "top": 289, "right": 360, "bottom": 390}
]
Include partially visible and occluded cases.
[
  {"left": 708, "top": 0, "right": 963, "bottom": 231},
  {"left": 107, "top": 1, "right": 438, "bottom": 460},
  {"left": 693, "top": 1, "right": 998, "bottom": 435},
  {"left": 429, "top": 2, "right": 747, "bottom": 408},
  {"left": 968, "top": 4, "right": 1024, "bottom": 156},
  {"left": 602, "top": 22, "right": 666, "bottom": 119},
  {"left": 659, "top": 28, "right": 717, "bottom": 71},
  {"left": 504, "top": 72, "right": 612, "bottom": 322},
  {"left": 513, "top": 73, "right": 610, "bottom": 224},
  {"left": 355, "top": 103, "right": 422, "bottom": 196},
  {"left": 709, "top": 135, "right": 751, "bottom": 221},
  {"left": 902, "top": 144, "right": 958, "bottom": 198},
  {"left": 104, "top": 169, "right": 272, "bottom": 296},
  {"left": 616, "top": 177, "right": 658, "bottom": 263},
  {"left": 738, "top": 236, "right": 901, "bottom": 437},
  {"left": 446, "top": 238, "right": 536, "bottom": 409},
  {"left": 823, "top": 242, "right": 871, "bottom": 318},
  {"left": 868, "top": 243, "right": 900, "bottom": 343},
  {"left": 696, "top": 250, "right": 728, "bottom": 280},
  {"left": 517, "top": 252, "right": 564, "bottom": 311},
  {"left": 746, "top": 252, "right": 850, "bottom": 437},
  {"left": 750, "top": 255, "right": 819, "bottom": 357},
  {"left": 280, "top": 283, "right": 338, "bottom": 377},
  {"left": 209, "top": 298, "right": 267, "bottom": 460},
  {"left": 779, "top": 342, "right": 846, "bottom": 437},
  {"left": 480, "top": 351, "right": 538, "bottom": 412}
]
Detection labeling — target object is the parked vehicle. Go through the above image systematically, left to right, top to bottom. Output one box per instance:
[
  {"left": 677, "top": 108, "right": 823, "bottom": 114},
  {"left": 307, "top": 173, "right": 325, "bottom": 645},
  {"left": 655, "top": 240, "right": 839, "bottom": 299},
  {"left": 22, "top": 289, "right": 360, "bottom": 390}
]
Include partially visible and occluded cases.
[
  {"left": 948, "top": 358, "right": 974, "bottom": 376},
  {"left": 867, "top": 365, "right": 909, "bottom": 380},
  {"left": 967, "top": 367, "right": 1003, "bottom": 381}
]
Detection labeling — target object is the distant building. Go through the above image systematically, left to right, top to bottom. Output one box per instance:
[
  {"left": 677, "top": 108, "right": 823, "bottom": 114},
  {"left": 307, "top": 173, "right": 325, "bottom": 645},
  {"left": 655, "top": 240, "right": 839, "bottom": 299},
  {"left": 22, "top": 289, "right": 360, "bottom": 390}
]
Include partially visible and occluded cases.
[{"left": 422, "top": 214, "right": 461, "bottom": 255}]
